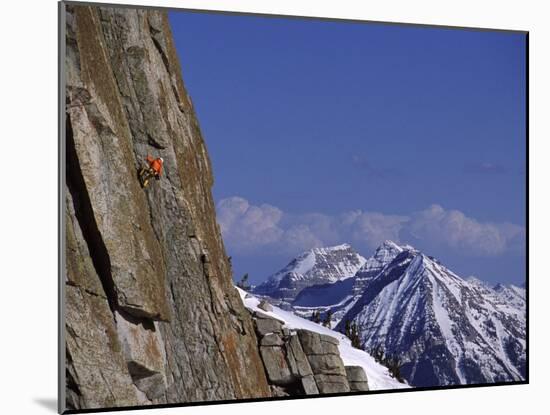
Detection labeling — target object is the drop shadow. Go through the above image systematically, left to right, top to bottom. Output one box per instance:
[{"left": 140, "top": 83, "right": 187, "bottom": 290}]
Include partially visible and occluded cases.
[{"left": 34, "top": 398, "right": 57, "bottom": 413}]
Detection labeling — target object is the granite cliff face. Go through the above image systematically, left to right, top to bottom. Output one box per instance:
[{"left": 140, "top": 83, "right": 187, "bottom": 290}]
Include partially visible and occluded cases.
[{"left": 64, "top": 4, "right": 270, "bottom": 411}]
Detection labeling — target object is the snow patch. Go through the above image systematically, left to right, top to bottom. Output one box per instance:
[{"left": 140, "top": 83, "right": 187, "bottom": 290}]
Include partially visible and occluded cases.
[{"left": 237, "top": 287, "right": 409, "bottom": 391}]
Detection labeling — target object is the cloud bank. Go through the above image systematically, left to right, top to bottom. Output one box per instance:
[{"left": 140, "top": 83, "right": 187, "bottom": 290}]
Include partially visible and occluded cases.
[{"left": 217, "top": 196, "right": 525, "bottom": 258}]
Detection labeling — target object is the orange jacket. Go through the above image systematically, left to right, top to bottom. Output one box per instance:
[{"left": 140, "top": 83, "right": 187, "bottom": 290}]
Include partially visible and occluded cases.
[{"left": 146, "top": 155, "right": 163, "bottom": 176}]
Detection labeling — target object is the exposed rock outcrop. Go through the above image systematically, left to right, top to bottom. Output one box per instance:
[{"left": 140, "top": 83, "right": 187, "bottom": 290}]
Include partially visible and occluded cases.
[
  {"left": 64, "top": 4, "right": 270, "bottom": 411},
  {"left": 258, "top": 299, "right": 274, "bottom": 312},
  {"left": 249, "top": 311, "right": 369, "bottom": 396},
  {"left": 296, "top": 330, "right": 350, "bottom": 394},
  {"left": 345, "top": 366, "right": 370, "bottom": 392}
]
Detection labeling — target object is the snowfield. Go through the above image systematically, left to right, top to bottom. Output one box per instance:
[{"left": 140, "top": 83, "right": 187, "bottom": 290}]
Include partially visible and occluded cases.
[{"left": 237, "top": 287, "right": 410, "bottom": 391}]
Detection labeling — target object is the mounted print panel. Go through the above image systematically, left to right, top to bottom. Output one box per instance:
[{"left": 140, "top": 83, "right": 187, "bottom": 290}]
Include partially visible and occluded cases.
[{"left": 59, "top": 1, "right": 527, "bottom": 413}]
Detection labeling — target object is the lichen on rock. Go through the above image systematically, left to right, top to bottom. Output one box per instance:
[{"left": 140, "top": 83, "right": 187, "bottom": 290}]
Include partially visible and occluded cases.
[{"left": 63, "top": 3, "right": 270, "bottom": 411}]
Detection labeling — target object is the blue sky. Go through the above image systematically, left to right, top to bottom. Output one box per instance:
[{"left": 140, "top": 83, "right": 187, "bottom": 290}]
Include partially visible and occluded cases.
[{"left": 168, "top": 11, "right": 526, "bottom": 286}]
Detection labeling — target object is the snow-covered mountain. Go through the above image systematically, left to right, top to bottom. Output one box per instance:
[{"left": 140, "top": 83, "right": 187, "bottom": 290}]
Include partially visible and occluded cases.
[
  {"left": 255, "top": 240, "right": 526, "bottom": 388},
  {"left": 352, "top": 240, "right": 412, "bottom": 296},
  {"left": 292, "top": 241, "right": 406, "bottom": 325},
  {"left": 253, "top": 244, "right": 366, "bottom": 305},
  {"left": 336, "top": 245, "right": 526, "bottom": 387}
]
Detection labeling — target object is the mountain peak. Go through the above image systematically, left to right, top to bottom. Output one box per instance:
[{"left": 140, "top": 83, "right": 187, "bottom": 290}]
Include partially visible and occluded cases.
[
  {"left": 361, "top": 240, "right": 410, "bottom": 271},
  {"left": 377, "top": 240, "right": 419, "bottom": 253},
  {"left": 380, "top": 240, "right": 402, "bottom": 250},
  {"left": 254, "top": 243, "right": 366, "bottom": 301},
  {"left": 311, "top": 243, "right": 353, "bottom": 253}
]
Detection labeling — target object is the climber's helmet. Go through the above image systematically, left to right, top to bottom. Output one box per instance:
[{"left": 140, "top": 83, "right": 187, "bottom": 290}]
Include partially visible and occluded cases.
[{"left": 160, "top": 157, "right": 164, "bottom": 162}]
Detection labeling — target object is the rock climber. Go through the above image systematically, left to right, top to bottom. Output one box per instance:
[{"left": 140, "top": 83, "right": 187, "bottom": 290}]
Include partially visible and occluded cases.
[{"left": 139, "top": 155, "right": 164, "bottom": 188}]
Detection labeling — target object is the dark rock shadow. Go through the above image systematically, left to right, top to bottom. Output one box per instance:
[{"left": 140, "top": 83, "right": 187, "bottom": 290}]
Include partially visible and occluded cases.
[{"left": 34, "top": 398, "right": 57, "bottom": 413}]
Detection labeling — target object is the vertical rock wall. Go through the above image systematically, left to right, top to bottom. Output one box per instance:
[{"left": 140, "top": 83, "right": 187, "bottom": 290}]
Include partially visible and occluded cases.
[{"left": 64, "top": 4, "right": 270, "bottom": 411}]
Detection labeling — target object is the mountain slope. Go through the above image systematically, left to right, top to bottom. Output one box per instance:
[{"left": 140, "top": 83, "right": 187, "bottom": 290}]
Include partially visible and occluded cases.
[
  {"left": 352, "top": 240, "right": 411, "bottom": 297},
  {"left": 291, "top": 241, "right": 406, "bottom": 325},
  {"left": 254, "top": 244, "right": 366, "bottom": 304},
  {"left": 336, "top": 245, "right": 526, "bottom": 387},
  {"left": 237, "top": 289, "right": 409, "bottom": 391}
]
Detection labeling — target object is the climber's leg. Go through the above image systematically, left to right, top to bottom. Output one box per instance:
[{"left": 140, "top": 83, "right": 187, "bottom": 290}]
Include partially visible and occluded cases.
[
  {"left": 139, "top": 167, "right": 153, "bottom": 187},
  {"left": 146, "top": 167, "right": 158, "bottom": 188}
]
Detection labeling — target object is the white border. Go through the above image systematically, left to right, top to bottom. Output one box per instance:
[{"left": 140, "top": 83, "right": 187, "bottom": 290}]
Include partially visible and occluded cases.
[{"left": 1, "top": 0, "right": 546, "bottom": 414}]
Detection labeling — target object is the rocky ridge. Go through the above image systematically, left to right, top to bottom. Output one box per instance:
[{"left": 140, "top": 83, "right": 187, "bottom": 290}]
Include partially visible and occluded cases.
[
  {"left": 239, "top": 288, "right": 409, "bottom": 392},
  {"left": 250, "top": 309, "right": 370, "bottom": 396}
]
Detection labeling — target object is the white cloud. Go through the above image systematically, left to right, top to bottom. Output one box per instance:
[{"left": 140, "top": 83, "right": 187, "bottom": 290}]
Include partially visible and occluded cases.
[
  {"left": 216, "top": 197, "right": 525, "bottom": 258},
  {"left": 216, "top": 197, "right": 284, "bottom": 254},
  {"left": 404, "top": 204, "right": 525, "bottom": 256},
  {"left": 345, "top": 211, "right": 408, "bottom": 249},
  {"left": 281, "top": 224, "right": 324, "bottom": 254}
]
